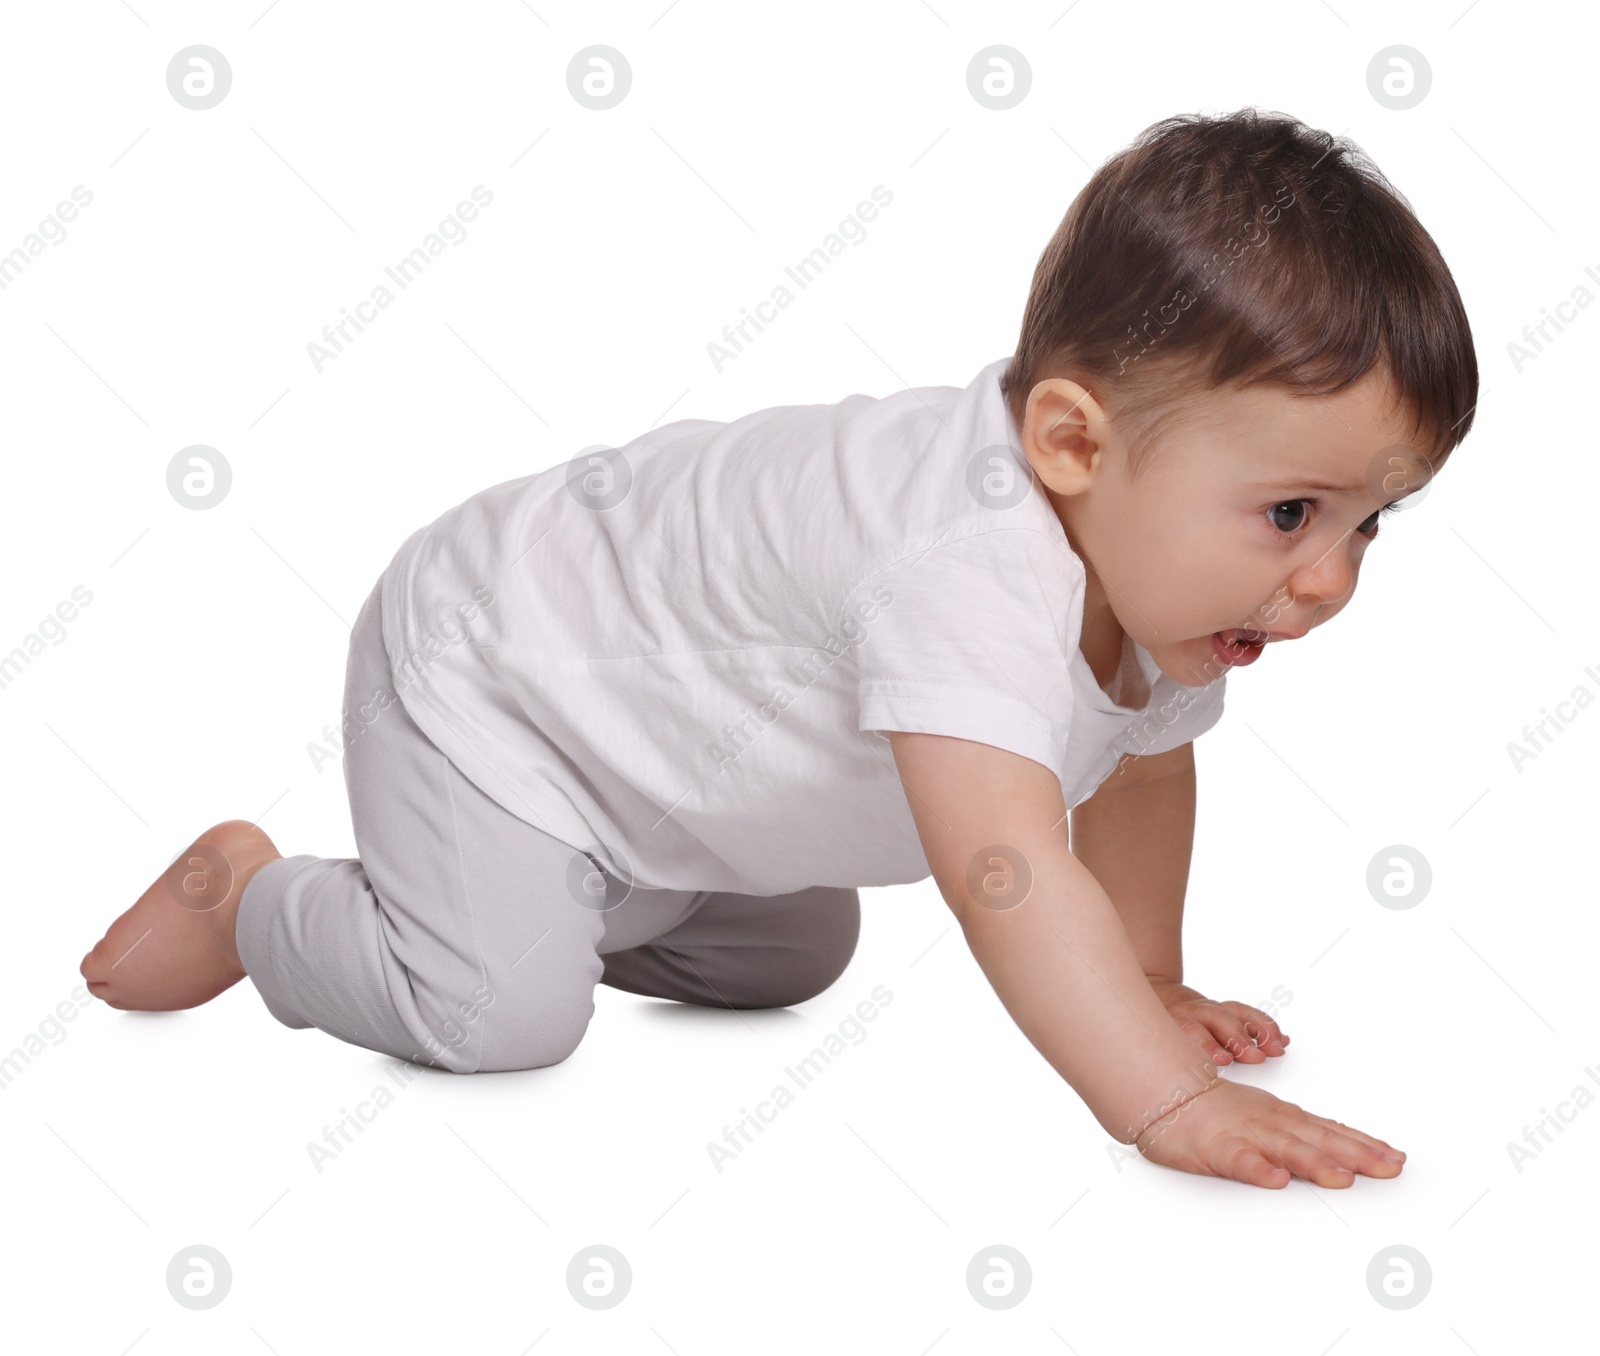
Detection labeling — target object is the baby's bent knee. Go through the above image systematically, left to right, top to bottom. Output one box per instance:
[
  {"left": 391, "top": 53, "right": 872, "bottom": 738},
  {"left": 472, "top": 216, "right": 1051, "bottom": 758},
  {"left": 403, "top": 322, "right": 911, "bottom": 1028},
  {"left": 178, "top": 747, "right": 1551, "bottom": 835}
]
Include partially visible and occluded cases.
[{"left": 471, "top": 999, "right": 596, "bottom": 1073}]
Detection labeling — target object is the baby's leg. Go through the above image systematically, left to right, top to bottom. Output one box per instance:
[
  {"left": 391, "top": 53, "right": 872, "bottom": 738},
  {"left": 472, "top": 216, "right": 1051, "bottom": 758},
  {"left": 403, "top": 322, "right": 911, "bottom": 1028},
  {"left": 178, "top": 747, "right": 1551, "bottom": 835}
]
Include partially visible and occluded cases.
[
  {"left": 234, "top": 580, "right": 613, "bottom": 1073},
  {"left": 237, "top": 794, "right": 607, "bottom": 1072},
  {"left": 600, "top": 881, "right": 861, "bottom": 1010}
]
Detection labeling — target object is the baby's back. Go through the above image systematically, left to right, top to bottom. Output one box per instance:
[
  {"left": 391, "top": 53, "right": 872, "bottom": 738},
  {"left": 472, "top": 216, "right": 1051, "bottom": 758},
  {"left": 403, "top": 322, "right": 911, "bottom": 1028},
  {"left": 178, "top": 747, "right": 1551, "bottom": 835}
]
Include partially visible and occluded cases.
[{"left": 377, "top": 356, "right": 1086, "bottom": 895}]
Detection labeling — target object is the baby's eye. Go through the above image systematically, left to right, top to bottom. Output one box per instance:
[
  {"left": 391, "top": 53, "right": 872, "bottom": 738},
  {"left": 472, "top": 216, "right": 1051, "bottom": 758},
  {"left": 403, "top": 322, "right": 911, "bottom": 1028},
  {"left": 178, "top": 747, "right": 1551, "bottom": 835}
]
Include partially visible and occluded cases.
[
  {"left": 1267, "top": 498, "right": 1403, "bottom": 539},
  {"left": 1267, "top": 500, "right": 1311, "bottom": 534},
  {"left": 1358, "top": 502, "right": 1405, "bottom": 539}
]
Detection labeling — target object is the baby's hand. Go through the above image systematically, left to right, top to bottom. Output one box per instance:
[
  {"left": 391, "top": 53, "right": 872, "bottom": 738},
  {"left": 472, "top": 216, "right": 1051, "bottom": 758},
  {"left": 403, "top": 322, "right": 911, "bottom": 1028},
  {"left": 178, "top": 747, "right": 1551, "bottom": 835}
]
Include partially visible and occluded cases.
[
  {"left": 1148, "top": 980, "right": 1289, "bottom": 1066},
  {"left": 1135, "top": 1077, "right": 1406, "bottom": 1189}
]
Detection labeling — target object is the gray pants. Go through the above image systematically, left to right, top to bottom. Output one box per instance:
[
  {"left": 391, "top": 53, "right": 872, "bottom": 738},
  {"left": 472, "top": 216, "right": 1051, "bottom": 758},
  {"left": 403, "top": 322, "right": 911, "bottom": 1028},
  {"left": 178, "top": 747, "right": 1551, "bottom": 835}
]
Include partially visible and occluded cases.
[{"left": 235, "top": 576, "right": 861, "bottom": 1073}]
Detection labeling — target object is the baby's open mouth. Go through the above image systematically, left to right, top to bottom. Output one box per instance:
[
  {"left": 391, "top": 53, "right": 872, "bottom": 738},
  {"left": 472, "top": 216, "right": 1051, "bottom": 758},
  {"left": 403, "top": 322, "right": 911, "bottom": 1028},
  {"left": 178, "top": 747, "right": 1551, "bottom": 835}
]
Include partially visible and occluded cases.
[{"left": 1211, "top": 628, "right": 1268, "bottom": 667}]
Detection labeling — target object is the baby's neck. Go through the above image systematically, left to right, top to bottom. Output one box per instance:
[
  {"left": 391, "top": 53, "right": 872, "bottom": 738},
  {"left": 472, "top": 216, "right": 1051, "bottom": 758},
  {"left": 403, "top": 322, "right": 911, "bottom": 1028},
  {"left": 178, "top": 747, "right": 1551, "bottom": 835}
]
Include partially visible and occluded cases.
[{"left": 1080, "top": 605, "right": 1144, "bottom": 705}]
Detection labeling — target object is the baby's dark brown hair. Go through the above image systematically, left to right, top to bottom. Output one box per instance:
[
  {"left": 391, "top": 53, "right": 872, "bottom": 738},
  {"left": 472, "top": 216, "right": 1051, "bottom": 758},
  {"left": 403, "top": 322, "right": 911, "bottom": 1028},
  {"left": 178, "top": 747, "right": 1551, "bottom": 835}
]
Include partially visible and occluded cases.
[{"left": 1000, "top": 107, "right": 1479, "bottom": 482}]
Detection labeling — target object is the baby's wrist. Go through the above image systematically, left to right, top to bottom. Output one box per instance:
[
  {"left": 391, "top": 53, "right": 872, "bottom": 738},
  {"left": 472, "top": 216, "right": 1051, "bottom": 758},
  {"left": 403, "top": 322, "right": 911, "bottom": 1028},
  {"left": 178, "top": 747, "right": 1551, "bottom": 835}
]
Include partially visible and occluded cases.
[{"left": 1122, "top": 1066, "right": 1224, "bottom": 1148}]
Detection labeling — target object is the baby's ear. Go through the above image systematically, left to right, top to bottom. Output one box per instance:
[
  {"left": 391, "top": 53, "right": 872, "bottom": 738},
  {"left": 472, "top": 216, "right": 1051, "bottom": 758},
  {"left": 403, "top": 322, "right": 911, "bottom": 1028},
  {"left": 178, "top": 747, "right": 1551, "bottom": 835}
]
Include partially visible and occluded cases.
[{"left": 1022, "top": 379, "right": 1109, "bottom": 497}]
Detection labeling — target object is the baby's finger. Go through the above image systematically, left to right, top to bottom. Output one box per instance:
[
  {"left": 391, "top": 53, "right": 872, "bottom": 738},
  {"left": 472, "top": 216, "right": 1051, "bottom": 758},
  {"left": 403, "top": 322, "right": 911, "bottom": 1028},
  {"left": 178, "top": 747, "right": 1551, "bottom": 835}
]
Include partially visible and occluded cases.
[
  {"left": 1223, "top": 1003, "right": 1289, "bottom": 1051},
  {"left": 1207, "top": 1010, "right": 1269, "bottom": 1063},
  {"left": 1174, "top": 1015, "right": 1235, "bottom": 1066},
  {"left": 1303, "top": 1112, "right": 1405, "bottom": 1160},
  {"left": 1314, "top": 1126, "right": 1405, "bottom": 1178},
  {"left": 1263, "top": 1131, "right": 1356, "bottom": 1189},
  {"left": 1220, "top": 1140, "right": 1291, "bottom": 1189}
]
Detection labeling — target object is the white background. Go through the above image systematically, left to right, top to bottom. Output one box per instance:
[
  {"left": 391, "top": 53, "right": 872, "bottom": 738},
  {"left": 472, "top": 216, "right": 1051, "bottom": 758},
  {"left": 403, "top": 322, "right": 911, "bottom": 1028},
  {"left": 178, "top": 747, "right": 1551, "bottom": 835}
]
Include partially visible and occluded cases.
[{"left": 2, "top": 0, "right": 1593, "bottom": 1350}]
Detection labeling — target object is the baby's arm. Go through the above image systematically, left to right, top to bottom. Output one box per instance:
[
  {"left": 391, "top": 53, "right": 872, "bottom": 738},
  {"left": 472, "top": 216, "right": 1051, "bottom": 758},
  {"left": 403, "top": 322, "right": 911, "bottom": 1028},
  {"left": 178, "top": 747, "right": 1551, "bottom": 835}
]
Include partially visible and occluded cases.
[
  {"left": 886, "top": 729, "right": 1212, "bottom": 1140},
  {"left": 886, "top": 730, "right": 1406, "bottom": 1187},
  {"left": 1070, "top": 743, "right": 1290, "bottom": 1065},
  {"left": 1069, "top": 745, "right": 1196, "bottom": 983}
]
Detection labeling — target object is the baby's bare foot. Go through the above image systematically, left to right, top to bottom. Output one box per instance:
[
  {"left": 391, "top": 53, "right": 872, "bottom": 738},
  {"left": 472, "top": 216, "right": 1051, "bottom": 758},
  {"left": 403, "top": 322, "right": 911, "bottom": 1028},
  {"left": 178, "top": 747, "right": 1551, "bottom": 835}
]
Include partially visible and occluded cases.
[{"left": 81, "top": 820, "right": 282, "bottom": 1012}]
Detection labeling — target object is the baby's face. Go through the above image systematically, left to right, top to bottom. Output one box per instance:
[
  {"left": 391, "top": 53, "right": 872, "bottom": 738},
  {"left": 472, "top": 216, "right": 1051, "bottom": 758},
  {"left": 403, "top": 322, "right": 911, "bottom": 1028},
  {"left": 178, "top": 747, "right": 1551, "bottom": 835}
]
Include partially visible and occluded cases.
[{"left": 1027, "top": 365, "right": 1440, "bottom": 689}]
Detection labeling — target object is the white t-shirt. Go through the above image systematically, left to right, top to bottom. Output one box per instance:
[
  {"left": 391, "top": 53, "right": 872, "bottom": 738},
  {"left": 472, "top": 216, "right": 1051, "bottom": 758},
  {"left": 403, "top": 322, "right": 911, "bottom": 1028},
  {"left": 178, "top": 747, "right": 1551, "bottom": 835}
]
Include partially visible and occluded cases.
[{"left": 378, "top": 356, "right": 1227, "bottom": 895}]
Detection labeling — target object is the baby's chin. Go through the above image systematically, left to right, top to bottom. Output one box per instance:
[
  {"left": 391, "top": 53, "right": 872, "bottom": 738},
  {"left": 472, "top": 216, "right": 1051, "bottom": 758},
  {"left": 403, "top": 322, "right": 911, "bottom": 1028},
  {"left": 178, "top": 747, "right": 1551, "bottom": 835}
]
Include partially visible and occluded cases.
[{"left": 1144, "top": 633, "right": 1232, "bottom": 688}]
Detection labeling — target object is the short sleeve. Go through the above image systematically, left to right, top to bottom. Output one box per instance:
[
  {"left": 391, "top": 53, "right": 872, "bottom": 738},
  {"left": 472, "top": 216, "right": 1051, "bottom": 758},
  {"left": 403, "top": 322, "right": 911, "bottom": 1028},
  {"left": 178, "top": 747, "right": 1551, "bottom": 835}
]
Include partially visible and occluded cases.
[{"left": 846, "top": 529, "right": 1078, "bottom": 773}]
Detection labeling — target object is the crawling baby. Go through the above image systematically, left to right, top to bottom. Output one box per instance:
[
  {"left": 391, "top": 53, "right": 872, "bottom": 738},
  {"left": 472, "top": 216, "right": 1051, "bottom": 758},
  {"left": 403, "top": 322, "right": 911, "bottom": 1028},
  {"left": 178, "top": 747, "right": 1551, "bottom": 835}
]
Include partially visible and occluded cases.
[{"left": 82, "top": 106, "right": 1475, "bottom": 1189}]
